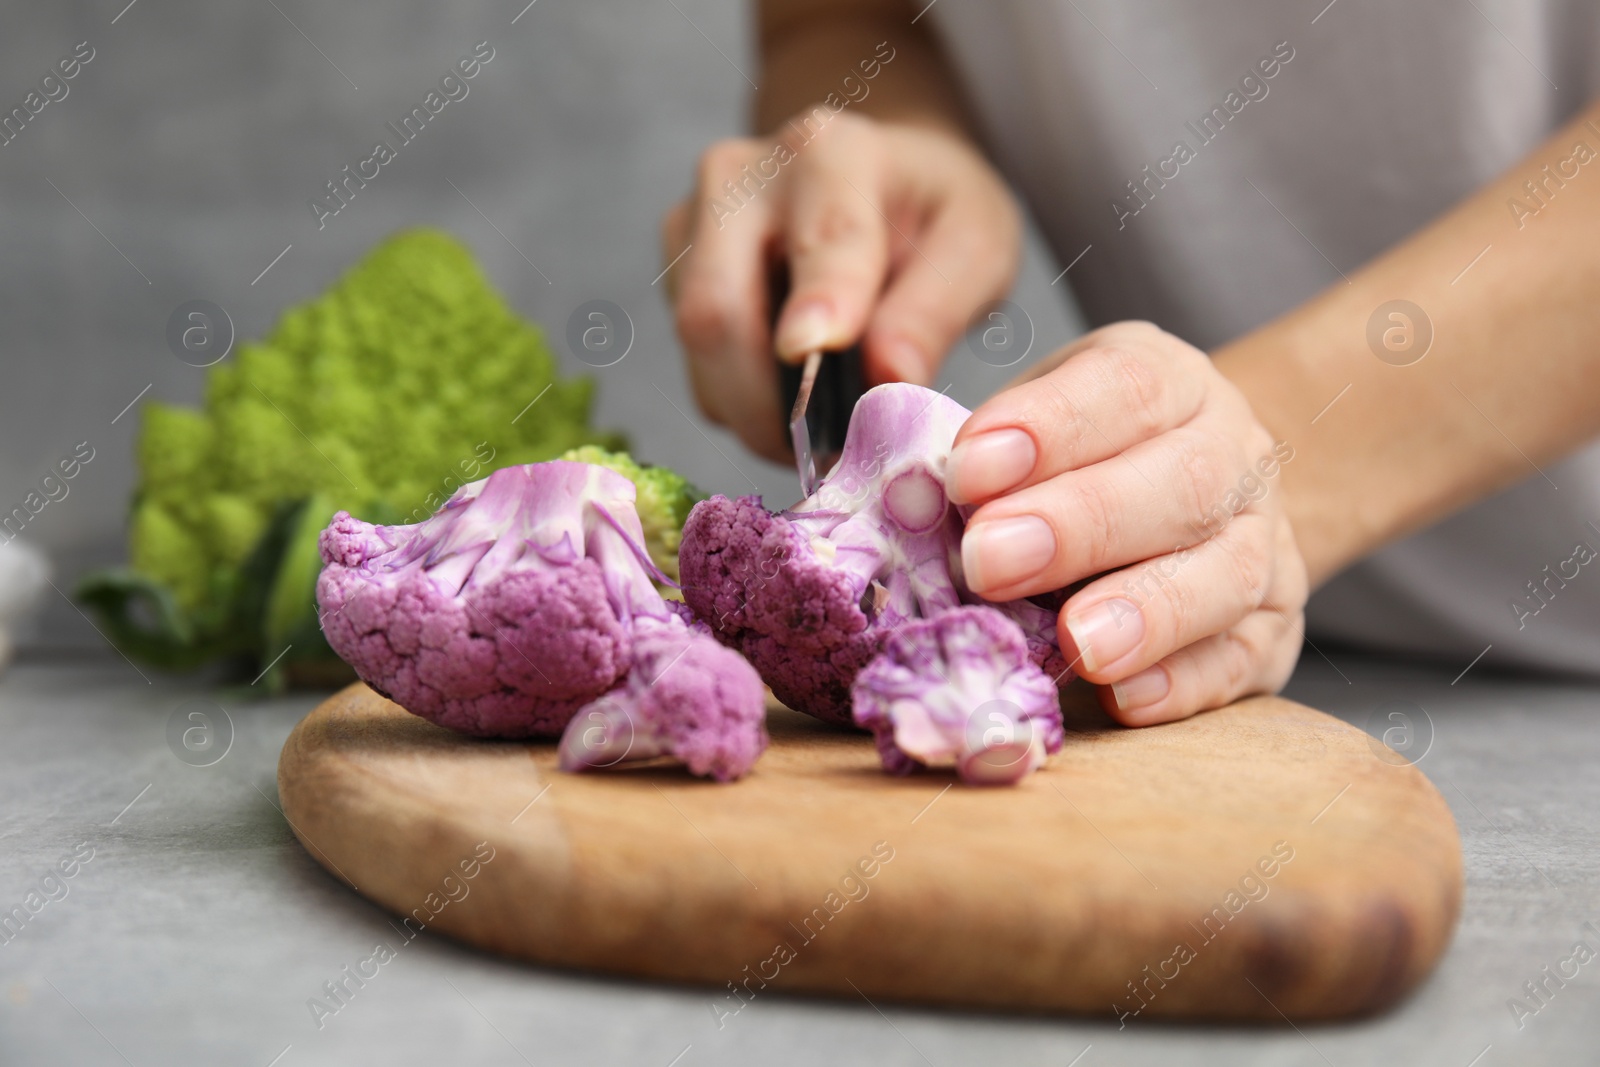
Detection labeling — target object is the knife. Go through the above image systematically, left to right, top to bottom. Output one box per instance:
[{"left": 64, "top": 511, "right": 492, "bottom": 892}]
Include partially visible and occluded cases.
[{"left": 770, "top": 262, "right": 864, "bottom": 497}]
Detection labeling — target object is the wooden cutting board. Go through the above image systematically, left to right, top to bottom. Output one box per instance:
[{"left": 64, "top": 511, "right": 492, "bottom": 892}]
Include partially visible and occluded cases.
[{"left": 277, "top": 683, "right": 1461, "bottom": 1022}]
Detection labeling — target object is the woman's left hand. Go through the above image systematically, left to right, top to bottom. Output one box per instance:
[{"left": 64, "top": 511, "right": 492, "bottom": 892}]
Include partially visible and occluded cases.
[{"left": 947, "top": 321, "right": 1309, "bottom": 725}]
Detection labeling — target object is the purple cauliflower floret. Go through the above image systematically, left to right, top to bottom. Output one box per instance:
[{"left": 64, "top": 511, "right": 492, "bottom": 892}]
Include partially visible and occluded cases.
[
  {"left": 679, "top": 383, "right": 1069, "bottom": 725},
  {"left": 316, "top": 463, "right": 768, "bottom": 778},
  {"left": 852, "top": 605, "right": 1063, "bottom": 785},
  {"left": 558, "top": 619, "right": 770, "bottom": 782}
]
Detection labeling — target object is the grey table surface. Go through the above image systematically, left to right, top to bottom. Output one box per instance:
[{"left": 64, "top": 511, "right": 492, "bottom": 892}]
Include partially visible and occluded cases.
[{"left": 1, "top": 650, "right": 1597, "bottom": 1067}]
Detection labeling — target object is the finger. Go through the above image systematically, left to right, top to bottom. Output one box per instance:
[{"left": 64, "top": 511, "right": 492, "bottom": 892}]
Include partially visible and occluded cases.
[
  {"left": 772, "top": 124, "right": 891, "bottom": 362},
  {"left": 673, "top": 141, "right": 787, "bottom": 458},
  {"left": 861, "top": 181, "right": 1019, "bottom": 386},
  {"left": 658, "top": 199, "right": 692, "bottom": 300},
  {"left": 946, "top": 323, "right": 1211, "bottom": 505},
  {"left": 961, "top": 424, "right": 1263, "bottom": 599},
  {"left": 1055, "top": 511, "right": 1280, "bottom": 683},
  {"left": 1093, "top": 607, "right": 1304, "bottom": 727}
]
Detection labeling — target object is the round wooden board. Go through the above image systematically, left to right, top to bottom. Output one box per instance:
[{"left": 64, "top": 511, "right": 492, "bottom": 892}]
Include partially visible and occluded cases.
[{"left": 277, "top": 684, "right": 1461, "bottom": 1021}]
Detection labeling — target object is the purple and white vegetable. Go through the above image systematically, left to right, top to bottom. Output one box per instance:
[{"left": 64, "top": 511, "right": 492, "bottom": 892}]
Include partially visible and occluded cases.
[
  {"left": 679, "top": 383, "right": 1069, "bottom": 782},
  {"left": 317, "top": 461, "right": 767, "bottom": 779},
  {"left": 852, "top": 606, "right": 1063, "bottom": 784}
]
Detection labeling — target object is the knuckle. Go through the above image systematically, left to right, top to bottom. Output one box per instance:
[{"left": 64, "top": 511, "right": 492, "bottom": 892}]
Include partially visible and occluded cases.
[
  {"left": 817, "top": 108, "right": 872, "bottom": 138},
  {"left": 820, "top": 108, "right": 876, "bottom": 146},
  {"left": 793, "top": 111, "right": 881, "bottom": 166},
  {"left": 696, "top": 140, "right": 757, "bottom": 190},
  {"left": 790, "top": 197, "right": 875, "bottom": 256},
  {"left": 1111, "top": 319, "right": 1165, "bottom": 340},
  {"left": 1086, "top": 320, "right": 1151, "bottom": 342},
  {"left": 1015, "top": 346, "right": 1072, "bottom": 386},
  {"left": 1103, "top": 347, "right": 1168, "bottom": 434},
  {"left": 1011, "top": 376, "right": 1081, "bottom": 439},
  {"left": 1175, "top": 435, "right": 1229, "bottom": 525},
  {"left": 1066, "top": 477, "right": 1119, "bottom": 571},
  {"left": 1221, "top": 526, "right": 1274, "bottom": 611},
  {"left": 1156, "top": 565, "right": 1202, "bottom": 641}
]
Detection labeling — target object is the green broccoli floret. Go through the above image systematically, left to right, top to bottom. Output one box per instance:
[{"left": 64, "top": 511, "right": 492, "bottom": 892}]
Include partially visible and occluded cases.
[
  {"left": 79, "top": 229, "right": 623, "bottom": 686},
  {"left": 560, "top": 446, "right": 703, "bottom": 582}
]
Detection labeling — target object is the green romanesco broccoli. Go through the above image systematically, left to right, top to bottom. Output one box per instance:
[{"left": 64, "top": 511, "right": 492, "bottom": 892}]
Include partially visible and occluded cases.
[{"left": 80, "top": 229, "right": 641, "bottom": 685}]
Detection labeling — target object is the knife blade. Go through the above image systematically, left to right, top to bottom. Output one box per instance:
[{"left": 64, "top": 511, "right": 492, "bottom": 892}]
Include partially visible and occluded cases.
[
  {"left": 770, "top": 263, "right": 864, "bottom": 497},
  {"left": 788, "top": 349, "right": 822, "bottom": 496}
]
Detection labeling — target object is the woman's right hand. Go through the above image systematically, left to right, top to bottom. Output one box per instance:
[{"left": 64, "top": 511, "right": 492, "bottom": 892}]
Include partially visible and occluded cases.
[{"left": 660, "top": 110, "right": 1022, "bottom": 461}]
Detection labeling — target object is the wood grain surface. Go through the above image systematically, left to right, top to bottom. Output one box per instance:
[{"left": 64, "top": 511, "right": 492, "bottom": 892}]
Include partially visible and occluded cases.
[{"left": 277, "top": 683, "right": 1462, "bottom": 1021}]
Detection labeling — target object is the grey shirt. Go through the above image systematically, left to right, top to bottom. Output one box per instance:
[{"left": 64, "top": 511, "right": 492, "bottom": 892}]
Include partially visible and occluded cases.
[{"left": 931, "top": 0, "right": 1600, "bottom": 675}]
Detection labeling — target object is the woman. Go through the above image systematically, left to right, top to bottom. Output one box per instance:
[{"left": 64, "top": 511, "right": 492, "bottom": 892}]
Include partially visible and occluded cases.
[{"left": 661, "top": 0, "right": 1600, "bottom": 725}]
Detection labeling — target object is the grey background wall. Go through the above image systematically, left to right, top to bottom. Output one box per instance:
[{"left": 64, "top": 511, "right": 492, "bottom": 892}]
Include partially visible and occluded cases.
[{"left": 0, "top": 0, "right": 1082, "bottom": 653}]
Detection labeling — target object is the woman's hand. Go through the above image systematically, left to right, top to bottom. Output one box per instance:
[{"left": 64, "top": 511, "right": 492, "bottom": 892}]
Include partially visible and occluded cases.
[
  {"left": 660, "top": 110, "right": 1021, "bottom": 461},
  {"left": 948, "top": 321, "right": 1309, "bottom": 726}
]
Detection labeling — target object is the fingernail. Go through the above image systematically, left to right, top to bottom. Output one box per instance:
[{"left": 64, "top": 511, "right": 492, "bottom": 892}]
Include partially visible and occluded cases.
[
  {"left": 776, "top": 299, "right": 833, "bottom": 360},
  {"left": 947, "top": 429, "right": 1036, "bottom": 504},
  {"left": 962, "top": 515, "right": 1056, "bottom": 594},
  {"left": 1065, "top": 598, "right": 1145, "bottom": 673},
  {"left": 1111, "top": 665, "right": 1170, "bottom": 714}
]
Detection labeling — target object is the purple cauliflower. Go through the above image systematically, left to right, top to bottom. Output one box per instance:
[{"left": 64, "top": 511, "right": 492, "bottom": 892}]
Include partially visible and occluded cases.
[
  {"left": 679, "top": 383, "right": 1069, "bottom": 726},
  {"left": 317, "top": 461, "right": 767, "bottom": 778},
  {"left": 852, "top": 605, "right": 1063, "bottom": 784},
  {"left": 559, "top": 618, "right": 769, "bottom": 782}
]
